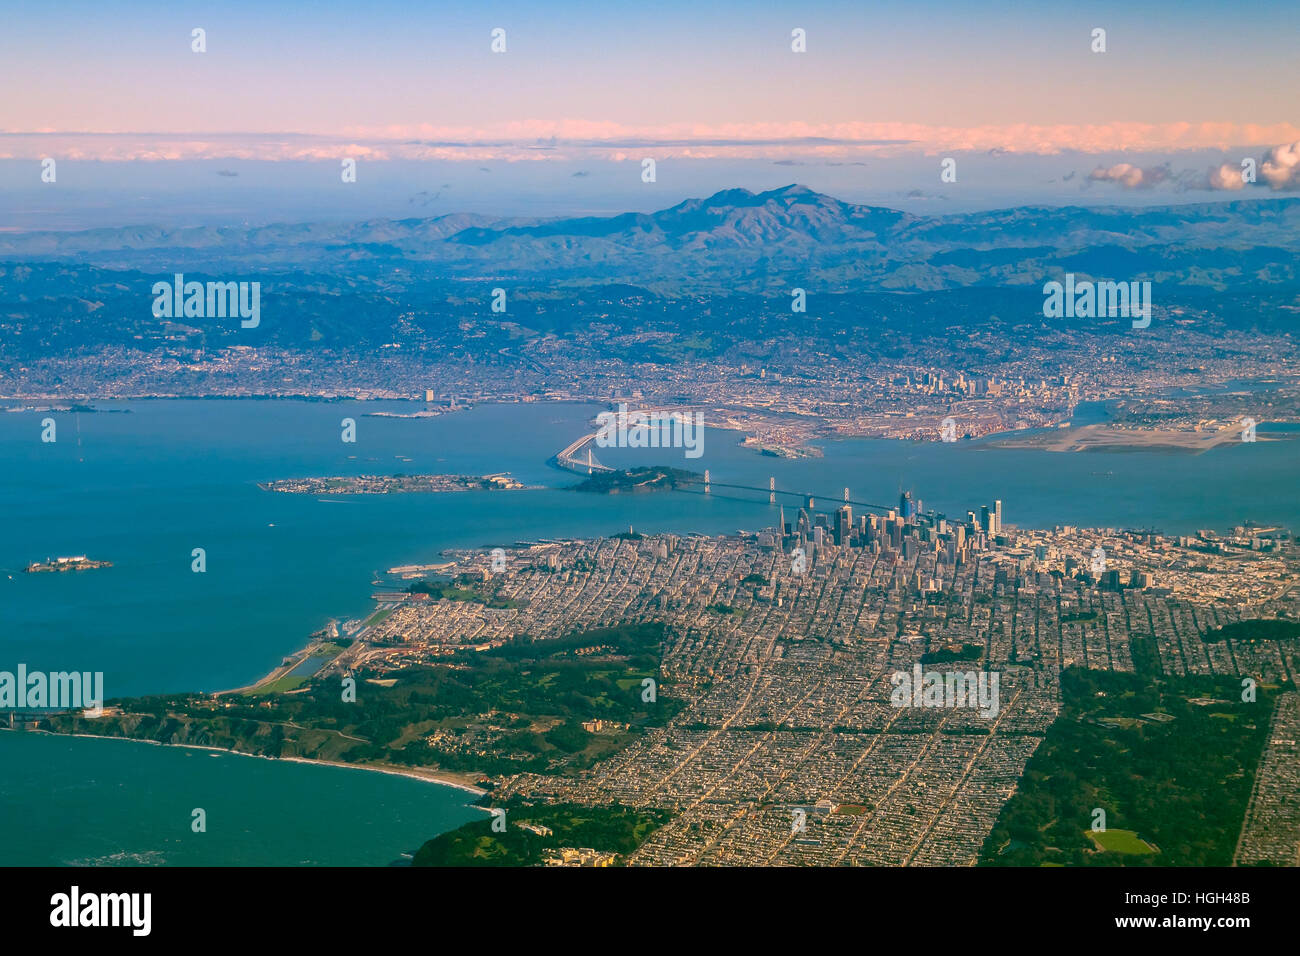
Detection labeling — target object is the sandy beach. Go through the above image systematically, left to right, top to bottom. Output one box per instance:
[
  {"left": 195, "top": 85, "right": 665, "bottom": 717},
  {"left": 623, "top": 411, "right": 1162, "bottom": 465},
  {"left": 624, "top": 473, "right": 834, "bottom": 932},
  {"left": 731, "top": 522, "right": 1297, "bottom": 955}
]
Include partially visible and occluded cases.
[{"left": 14, "top": 727, "right": 488, "bottom": 797}]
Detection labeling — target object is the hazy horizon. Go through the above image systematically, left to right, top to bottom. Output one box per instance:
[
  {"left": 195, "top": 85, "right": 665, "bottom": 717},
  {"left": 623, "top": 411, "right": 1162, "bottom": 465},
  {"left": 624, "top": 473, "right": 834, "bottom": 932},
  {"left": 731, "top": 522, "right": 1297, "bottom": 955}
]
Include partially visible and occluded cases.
[
  {"left": 3, "top": 0, "right": 1299, "bottom": 229},
  {"left": 5, "top": 155, "right": 1300, "bottom": 232}
]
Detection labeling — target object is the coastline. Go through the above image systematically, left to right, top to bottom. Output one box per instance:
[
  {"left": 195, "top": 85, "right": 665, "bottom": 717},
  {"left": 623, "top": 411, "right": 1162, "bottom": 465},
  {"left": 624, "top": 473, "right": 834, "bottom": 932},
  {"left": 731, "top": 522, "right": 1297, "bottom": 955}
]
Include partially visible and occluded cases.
[
  {"left": 982, "top": 421, "right": 1290, "bottom": 454},
  {"left": 5, "top": 726, "right": 488, "bottom": 797}
]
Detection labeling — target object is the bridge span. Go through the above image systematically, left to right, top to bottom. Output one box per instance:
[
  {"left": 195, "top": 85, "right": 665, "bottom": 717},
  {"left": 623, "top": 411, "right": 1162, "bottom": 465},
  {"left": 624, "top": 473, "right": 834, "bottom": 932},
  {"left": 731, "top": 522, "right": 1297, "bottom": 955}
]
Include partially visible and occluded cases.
[
  {"left": 552, "top": 427, "right": 894, "bottom": 513},
  {"left": 553, "top": 433, "right": 614, "bottom": 474},
  {"left": 703, "top": 479, "right": 892, "bottom": 514}
]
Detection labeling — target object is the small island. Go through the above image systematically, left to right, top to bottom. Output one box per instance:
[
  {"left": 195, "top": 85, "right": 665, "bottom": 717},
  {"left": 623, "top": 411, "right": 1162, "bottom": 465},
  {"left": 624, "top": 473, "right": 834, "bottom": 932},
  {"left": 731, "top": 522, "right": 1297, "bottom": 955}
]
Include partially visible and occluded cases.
[
  {"left": 571, "top": 466, "right": 700, "bottom": 494},
  {"left": 259, "top": 473, "right": 527, "bottom": 494},
  {"left": 25, "top": 555, "right": 112, "bottom": 573}
]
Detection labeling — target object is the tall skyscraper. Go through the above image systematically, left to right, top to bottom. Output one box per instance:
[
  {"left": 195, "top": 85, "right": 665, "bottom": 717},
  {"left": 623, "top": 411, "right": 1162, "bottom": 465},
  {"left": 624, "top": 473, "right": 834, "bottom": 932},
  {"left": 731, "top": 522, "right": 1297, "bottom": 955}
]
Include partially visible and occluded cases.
[
  {"left": 994, "top": 499, "right": 1003, "bottom": 535},
  {"left": 836, "top": 506, "right": 852, "bottom": 546}
]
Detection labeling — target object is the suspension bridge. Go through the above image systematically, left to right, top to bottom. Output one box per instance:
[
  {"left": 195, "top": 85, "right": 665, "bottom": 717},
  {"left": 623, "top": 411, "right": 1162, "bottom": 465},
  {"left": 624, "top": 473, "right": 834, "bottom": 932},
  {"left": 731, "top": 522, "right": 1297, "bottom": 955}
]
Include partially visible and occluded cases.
[{"left": 552, "top": 426, "right": 892, "bottom": 514}]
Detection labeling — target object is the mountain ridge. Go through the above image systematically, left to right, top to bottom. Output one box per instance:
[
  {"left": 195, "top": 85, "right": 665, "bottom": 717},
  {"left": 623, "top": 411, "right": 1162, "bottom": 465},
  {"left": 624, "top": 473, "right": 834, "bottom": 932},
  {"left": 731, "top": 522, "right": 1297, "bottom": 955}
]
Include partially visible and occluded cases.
[
  {"left": 6, "top": 185, "right": 1298, "bottom": 258},
  {"left": 1, "top": 186, "right": 1298, "bottom": 298}
]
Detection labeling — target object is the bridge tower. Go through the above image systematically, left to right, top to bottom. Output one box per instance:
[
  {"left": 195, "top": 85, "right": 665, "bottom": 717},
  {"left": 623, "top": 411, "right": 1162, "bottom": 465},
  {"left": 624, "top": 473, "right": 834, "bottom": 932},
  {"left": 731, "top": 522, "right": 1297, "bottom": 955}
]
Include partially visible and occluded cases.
[
  {"left": 586, "top": 447, "right": 593, "bottom": 475},
  {"left": 704, "top": 469, "right": 710, "bottom": 494},
  {"left": 769, "top": 476, "right": 775, "bottom": 504},
  {"left": 844, "top": 487, "right": 850, "bottom": 503}
]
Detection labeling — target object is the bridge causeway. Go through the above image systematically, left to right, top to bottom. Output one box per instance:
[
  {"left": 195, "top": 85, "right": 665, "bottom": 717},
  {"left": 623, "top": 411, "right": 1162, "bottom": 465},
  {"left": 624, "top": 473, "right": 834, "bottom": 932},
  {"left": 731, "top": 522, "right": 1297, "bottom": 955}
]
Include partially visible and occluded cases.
[{"left": 552, "top": 423, "right": 890, "bottom": 513}]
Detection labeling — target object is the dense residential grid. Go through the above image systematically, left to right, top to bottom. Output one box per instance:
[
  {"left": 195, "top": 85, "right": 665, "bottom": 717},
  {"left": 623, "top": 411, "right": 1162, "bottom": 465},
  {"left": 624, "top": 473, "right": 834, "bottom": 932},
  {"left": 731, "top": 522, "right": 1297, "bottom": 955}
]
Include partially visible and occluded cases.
[{"left": 315, "top": 508, "right": 1299, "bottom": 865}]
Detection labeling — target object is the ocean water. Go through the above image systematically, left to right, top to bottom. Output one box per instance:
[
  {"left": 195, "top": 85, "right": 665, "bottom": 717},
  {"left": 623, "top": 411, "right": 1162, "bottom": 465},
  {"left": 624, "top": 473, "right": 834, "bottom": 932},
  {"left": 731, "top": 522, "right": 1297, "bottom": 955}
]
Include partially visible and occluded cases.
[
  {"left": 1, "top": 398, "right": 1296, "bottom": 865},
  {"left": 0, "top": 732, "right": 483, "bottom": 866}
]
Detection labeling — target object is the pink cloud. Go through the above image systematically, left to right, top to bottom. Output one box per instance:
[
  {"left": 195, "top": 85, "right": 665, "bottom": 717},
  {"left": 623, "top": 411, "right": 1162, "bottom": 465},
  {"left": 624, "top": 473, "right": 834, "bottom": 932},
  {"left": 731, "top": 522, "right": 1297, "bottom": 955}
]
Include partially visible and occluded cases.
[{"left": 3, "top": 121, "right": 1299, "bottom": 162}]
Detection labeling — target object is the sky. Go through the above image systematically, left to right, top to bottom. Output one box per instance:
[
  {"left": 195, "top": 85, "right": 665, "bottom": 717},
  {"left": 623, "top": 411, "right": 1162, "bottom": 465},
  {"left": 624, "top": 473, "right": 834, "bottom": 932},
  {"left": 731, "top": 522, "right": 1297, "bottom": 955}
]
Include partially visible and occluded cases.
[{"left": 1, "top": 0, "right": 1297, "bottom": 226}]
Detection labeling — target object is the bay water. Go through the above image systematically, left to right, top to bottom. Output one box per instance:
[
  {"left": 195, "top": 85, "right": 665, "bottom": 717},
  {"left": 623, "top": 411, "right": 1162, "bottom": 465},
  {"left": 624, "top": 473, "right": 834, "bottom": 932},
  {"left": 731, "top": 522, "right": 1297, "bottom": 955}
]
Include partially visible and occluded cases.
[{"left": 1, "top": 398, "right": 1294, "bottom": 865}]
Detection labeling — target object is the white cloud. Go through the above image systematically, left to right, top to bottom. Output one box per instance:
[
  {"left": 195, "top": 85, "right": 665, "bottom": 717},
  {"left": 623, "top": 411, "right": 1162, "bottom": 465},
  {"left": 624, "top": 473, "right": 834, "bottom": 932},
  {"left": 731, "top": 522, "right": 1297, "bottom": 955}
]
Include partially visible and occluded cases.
[
  {"left": 1260, "top": 140, "right": 1300, "bottom": 190},
  {"left": 1198, "top": 141, "right": 1300, "bottom": 191},
  {"left": 1208, "top": 162, "right": 1247, "bottom": 190},
  {"left": 1088, "top": 163, "right": 1171, "bottom": 189}
]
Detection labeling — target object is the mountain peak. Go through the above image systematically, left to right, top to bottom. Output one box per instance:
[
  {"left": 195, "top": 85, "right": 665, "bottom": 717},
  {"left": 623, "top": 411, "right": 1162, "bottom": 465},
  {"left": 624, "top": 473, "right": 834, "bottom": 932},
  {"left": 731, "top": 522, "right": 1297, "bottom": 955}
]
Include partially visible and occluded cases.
[
  {"left": 763, "top": 183, "right": 817, "bottom": 198},
  {"left": 696, "top": 184, "right": 822, "bottom": 208},
  {"left": 695, "top": 187, "right": 758, "bottom": 207}
]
